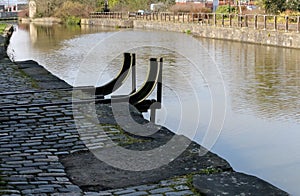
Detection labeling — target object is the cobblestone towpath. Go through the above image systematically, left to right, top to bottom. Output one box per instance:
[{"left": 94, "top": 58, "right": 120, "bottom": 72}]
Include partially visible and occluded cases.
[{"left": 0, "top": 55, "right": 289, "bottom": 196}]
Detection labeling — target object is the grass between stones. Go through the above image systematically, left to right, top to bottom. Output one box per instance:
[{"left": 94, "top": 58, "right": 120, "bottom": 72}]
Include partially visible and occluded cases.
[
  {"left": 0, "top": 23, "right": 7, "bottom": 35},
  {"left": 16, "top": 67, "right": 40, "bottom": 89},
  {"left": 100, "top": 124, "right": 149, "bottom": 146},
  {"left": 183, "top": 167, "right": 223, "bottom": 195}
]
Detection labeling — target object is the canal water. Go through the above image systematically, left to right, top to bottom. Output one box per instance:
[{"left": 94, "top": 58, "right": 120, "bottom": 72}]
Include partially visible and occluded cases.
[{"left": 8, "top": 23, "right": 300, "bottom": 195}]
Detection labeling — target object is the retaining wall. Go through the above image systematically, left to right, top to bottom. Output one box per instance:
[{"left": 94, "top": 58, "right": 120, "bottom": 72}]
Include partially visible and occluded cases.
[
  {"left": 82, "top": 18, "right": 300, "bottom": 49},
  {"left": 0, "top": 24, "right": 14, "bottom": 58}
]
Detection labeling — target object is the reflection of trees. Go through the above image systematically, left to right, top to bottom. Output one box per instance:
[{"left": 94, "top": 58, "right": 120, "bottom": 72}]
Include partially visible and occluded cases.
[
  {"left": 24, "top": 23, "right": 116, "bottom": 51},
  {"left": 201, "top": 38, "right": 300, "bottom": 122}
]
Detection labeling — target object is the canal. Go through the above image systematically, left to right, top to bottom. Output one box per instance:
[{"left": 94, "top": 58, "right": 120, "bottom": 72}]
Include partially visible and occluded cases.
[{"left": 8, "top": 23, "right": 300, "bottom": 195}]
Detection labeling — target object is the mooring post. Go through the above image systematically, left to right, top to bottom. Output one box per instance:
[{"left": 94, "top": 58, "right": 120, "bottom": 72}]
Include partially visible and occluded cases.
[{"left": 131, "top": 53, "right": 136, "bottom": 93}]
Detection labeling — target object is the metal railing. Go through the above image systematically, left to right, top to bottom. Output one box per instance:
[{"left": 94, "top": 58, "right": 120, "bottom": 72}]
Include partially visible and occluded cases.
[{"left": 89, "top": 11, "right": 300, "bottom": 33}]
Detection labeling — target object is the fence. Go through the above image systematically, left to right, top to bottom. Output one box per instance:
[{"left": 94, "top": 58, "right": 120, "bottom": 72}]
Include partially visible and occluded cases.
[{"left": 89, "top": 12, "right": 300, "bottom": 33}]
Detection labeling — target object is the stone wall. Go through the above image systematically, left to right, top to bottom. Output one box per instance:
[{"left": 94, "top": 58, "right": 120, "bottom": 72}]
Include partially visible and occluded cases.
[
  {"left": 81, "top": 18, "right": 133, "bottom": 28},
  {"left": 83, "top": 18, "right": 300, "bottom": 49},
  {"left": 0, "top": 24, "right": 14, "bottom": 59}
]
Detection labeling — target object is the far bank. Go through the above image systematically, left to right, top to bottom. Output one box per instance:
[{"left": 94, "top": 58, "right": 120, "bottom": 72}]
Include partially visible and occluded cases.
[{"left": 81, "top": 17, "right": 300, "bottom": 49}]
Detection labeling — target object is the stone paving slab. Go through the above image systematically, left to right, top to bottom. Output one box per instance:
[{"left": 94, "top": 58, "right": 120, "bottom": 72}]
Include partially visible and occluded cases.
[
  {"left": 16, "top": 60, "right": 71, "bottom": 90},
  {"left": 193, "top": 172, "right": 289, "bottom": 196}
]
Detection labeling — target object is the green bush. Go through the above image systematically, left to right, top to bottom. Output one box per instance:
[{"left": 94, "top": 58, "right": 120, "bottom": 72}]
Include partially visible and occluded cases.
[{"left": 65, "top": 16, "right": 81, "bottom": 25}]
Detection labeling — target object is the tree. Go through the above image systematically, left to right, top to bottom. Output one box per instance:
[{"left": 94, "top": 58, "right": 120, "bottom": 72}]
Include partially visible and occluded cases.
[
  {"left": 258, "top": 0, "right": 286, "bottom": 14},
  {"left": 259, "top": 0, "right": 300, "bottom": 14},
  {"left": 286, "top": 0, "right": 300, "bottom": 12}
]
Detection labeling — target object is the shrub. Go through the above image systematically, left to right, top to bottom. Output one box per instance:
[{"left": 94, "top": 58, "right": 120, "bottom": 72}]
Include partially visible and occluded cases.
[{"left": 65, "top": 16, "right": 81, "bottom": 25}]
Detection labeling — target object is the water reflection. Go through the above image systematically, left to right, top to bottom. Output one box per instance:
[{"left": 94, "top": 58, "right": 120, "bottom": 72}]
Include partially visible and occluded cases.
[
  {"left": 8, "top": 23, "right": 300, "bottom": 195},
  {"left": 201, "top": 38, "right": 300, "bottom": 123}
]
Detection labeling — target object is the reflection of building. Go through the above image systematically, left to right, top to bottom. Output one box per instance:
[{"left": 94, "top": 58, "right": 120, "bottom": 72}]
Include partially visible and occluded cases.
[
  {"left": 0, "top": 5, "right": 5, "bottom": 12},
  {"left": 29, "top": 23, "right": 37, "bottom": 44}
]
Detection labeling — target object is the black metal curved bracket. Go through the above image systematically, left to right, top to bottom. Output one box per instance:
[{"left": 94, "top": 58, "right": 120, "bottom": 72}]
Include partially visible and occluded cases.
[
  {"left": 93, "top": 52, "right": 132, "bottom": 96},
  {"left": 96, "top": 58, "right": 160, "bottom": 105}
]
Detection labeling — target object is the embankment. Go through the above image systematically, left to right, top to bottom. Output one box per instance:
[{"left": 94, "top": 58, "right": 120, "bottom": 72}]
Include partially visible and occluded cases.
[
  {"left": 81, "top": 18, "right": 300, "bottom": 49},
  {"left": 0, "top": 24, "right": 14, "bottom": 58}
]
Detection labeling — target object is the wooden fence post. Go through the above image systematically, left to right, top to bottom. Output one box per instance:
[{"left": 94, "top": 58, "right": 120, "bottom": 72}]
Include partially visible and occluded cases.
[
  {"left": 192, "top": 13, "right": 194, "bottom": 22},
  {"left": 213, "top": 13, "right": 216, "bottom": 26},
  {"left": 207, "top": 14, "right": 210, "bottom": 25},
  {"left": 222, "top": 14, "right": 224, "bottom": 27},
  {"left": 229, "top": 14, "right": 232, "bottom": 27},
  {"left": 245, "top": 14, "right": 248, "bottom": 27},
  {"left": 254, "top": 15, "right": 257, "bottom": 29},
  {"left": 263, "top": 15, "right": 267, "bottom": 30},
  {"left": 274, "top": 15, "right": 277, "bottom": 31},
  {"left": 285, "top": 15, "right": 289, "bottom": 32},
  {"left": 297, "top": 16, "right": 300, "bottom": 33}
]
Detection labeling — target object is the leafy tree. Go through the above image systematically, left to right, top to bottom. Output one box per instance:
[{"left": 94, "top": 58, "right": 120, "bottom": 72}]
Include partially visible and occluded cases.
[
  {"left": 258, "top": 0, "right": 286, "bottom": 14},
  {"left": 286, "top": 0, "right": 300, "bottom": 12}
]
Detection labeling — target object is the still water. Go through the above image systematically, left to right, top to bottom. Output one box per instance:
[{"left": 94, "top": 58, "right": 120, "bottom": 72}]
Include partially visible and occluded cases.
[{"left": 8, "top": 23, "right": 300, "bottom": 195}]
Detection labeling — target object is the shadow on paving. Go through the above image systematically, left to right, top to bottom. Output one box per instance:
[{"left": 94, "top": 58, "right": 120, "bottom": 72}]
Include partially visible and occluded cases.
[
  {"left": 16, "top": 60, "right": 71, "bottom": 89},
  {"left": 59, "top": 137, "right": 231, "bottom": 192}
]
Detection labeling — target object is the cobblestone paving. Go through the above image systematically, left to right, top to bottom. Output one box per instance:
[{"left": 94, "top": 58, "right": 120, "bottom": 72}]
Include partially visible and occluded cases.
[
  {"left": 0, "top": 58, "right": 196, "bottom": 195},
  {"left": 0, "top": 59, "right": 34, "bottom": 92},
  {"left": 84, "top": 178, "right": 194, "bottom": 196}
]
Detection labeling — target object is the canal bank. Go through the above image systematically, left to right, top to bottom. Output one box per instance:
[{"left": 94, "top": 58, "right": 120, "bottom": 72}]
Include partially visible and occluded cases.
[
  {"left": 81, "top": 18, "right": 300, "bottom": 49},
  {"left": 0, "top": 26, "right": 289, "bottom": 195}
]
